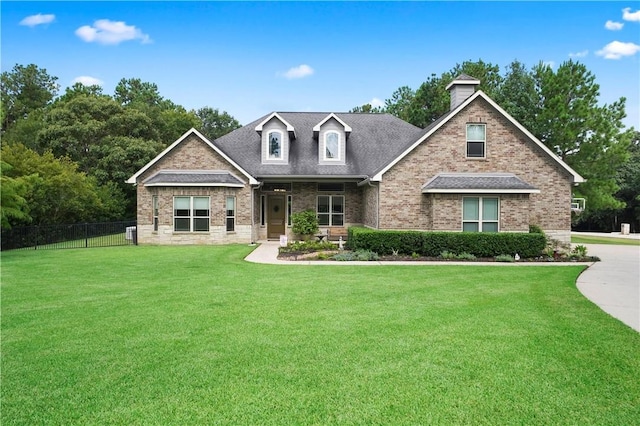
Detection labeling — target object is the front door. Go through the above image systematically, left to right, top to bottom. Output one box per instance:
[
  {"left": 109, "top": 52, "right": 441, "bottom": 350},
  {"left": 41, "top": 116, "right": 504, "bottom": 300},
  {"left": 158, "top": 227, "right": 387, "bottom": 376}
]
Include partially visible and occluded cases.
[{"left": 267, "top": 195, "right": 286, "bottom": 239}]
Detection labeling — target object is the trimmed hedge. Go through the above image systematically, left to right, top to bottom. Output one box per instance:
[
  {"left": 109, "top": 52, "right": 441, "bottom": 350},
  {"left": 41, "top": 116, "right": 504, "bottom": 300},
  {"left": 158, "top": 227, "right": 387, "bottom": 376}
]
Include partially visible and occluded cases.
[{"left": 347, "top": 227, "right": 547, "bottom": 259}]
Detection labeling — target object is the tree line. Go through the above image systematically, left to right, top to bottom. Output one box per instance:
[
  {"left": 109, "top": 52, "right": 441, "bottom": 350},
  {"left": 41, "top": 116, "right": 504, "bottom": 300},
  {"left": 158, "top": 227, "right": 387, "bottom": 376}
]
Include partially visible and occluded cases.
[
  {"left": 351, "top": 59, "right": 638, "bottom": 232},
  {"left": 1, "top": 60, "right": 638, "bottom": 232},
  {"left": 1, "top": 64, "right": 241, "bottom": 229}
]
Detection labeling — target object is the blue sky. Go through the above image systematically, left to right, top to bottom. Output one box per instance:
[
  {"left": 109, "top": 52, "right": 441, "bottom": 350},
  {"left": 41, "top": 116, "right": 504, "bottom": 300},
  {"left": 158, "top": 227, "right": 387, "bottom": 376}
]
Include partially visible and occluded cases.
[{"left": 2, "top": 1, "right": 639, "bottom": 128}]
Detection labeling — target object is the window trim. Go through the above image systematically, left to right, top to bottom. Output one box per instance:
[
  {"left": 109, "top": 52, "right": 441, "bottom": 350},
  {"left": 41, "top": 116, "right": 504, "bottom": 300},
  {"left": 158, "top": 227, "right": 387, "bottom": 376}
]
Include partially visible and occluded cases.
[
  {"left": 466, "top": 123, "right": 486, "bottom": 159},
  {"left": 267, "top": 130, "right": 283, "bottom": 160},
  {"left": 323, "top": 131, "right": 341, "bottom": 161},
  {"left": 317, "top": 195, "right": 345, "bottom": 227},
  {"left": 174, "top": 196, "right": 210, "bottom": 232},
  {"left": 226, "top": 196, "right": 236, "bottom": 233},
  {"left": 462, "top": 196, "right": 499, "bottom": 232}
]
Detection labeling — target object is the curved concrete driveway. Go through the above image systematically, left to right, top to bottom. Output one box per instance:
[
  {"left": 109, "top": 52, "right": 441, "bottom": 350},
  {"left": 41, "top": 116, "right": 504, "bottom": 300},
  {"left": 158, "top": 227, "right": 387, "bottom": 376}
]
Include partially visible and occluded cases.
[{"left": 576, "top": 243, "right": 640, "bottom": 332}]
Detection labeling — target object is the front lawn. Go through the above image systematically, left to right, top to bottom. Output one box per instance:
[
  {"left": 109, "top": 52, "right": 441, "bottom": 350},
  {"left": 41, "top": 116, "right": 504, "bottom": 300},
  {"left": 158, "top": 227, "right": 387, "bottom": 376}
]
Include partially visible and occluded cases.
[
  {"left": 572, "top": 234, "right": 640, "bottom": 246},
  {"left": 2, "top": 245, "right": 639, "bottom": 424}
]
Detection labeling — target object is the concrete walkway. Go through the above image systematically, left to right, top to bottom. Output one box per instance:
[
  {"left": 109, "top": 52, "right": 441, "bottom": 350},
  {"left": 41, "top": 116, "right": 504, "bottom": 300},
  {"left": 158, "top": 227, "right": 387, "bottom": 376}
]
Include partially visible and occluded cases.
[{"left": 576, "top": 243, "right": 640, "bottom": 332}]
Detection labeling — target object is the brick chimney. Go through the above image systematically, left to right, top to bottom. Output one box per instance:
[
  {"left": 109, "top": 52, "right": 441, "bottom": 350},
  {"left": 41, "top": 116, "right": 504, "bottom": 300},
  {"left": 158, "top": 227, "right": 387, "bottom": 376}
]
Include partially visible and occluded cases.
[{"left": 445, "top": 74, "right": 480, "bottom": 110}]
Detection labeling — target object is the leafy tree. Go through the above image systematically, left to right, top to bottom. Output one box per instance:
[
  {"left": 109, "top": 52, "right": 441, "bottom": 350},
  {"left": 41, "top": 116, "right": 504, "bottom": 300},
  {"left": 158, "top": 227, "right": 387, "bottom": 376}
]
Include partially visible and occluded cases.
[
  {"left": 494, "top": 60, "right": 538, "bottom": 131},
  {"left": 530, "top": 60, "right": 631, "bottom": 213},
  {"left": 1, "top": 64, "right": 59, "bottom": 132},
  {"left": 114, "top": 78, "right": 164, "bottom": 109},
  {"left": 383, "top": 85, "right": 414, "bottom": 121},
  {"left": 348, "top": 103, "right": 385, "bottom": 114},
  {"left": 157, "top": 105, "right": 200, "bottom": 142},
  {"left": 195, "top": 107, "right": 242, "bottom": 140},
  {"left": 1, "top": 144, "right": 123, "bottom": 226},
  {"left": 0, "top": 161, "right": 33, "bottom": 228}
]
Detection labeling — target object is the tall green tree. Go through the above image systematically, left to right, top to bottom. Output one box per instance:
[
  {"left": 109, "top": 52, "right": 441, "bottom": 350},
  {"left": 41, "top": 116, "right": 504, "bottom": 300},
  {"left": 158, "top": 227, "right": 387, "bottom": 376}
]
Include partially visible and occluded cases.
[
  {"left": 494, "top": 60, "right": 538, "bottom": 131},
  {"left": 531, "top": 60, "right": 631, "bottom": 212},
  {"left": 1, "top": 64, "right": 59, "bottom": 132},
  {"left": 348, "top": 104, "right": 385, "bottom": 114},
  {"left": 195, "top": 107, "right": 242, "bottom": 140},
  {"left": 1, "top": 144, "right": 124, "bottom": 226},
  {"left": 0, "top": 161, "right": 33, "bottom": 228}
]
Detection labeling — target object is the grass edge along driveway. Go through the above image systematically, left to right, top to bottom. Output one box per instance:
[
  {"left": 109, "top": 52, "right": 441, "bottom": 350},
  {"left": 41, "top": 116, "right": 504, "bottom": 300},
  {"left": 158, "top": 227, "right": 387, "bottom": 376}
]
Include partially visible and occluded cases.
[{"left": 2, "top": 245, "right": 639, "bottom": 425}]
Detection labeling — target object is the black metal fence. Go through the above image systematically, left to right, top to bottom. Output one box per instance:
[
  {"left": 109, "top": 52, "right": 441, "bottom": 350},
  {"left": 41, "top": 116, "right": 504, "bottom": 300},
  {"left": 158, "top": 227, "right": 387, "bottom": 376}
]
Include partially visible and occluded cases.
[{"left": 1, "top": 220, "right": 137, "bottom": 251}]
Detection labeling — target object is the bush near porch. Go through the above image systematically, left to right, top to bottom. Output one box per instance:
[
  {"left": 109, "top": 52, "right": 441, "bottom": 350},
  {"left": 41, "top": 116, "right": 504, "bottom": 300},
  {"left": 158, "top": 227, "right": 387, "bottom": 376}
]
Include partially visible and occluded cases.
[{"left": 348, "top": 227, "right": 547, "bottom": 258}]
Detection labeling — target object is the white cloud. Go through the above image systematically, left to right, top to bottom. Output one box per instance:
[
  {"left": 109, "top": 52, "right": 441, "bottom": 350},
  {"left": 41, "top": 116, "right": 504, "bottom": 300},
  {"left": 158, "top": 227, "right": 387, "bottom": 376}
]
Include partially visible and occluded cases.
[
  {"left": 622, "top": 7, "right": 640, "bottom": 22},
  {"left": 19, "top": 14, "right": 55, "bottom": 27},
  {"left": 75, "top": 19, "right": 151, "bottom": 45},
  {"left": 605, "top": 20, "right": 624, "bottom": 30},
  {"left": 596, "top": 40, "right": 640, "bottom": 59},
  {"left": 569, "top": 50, "right": 589, "bottom": 58},
  {"left": 281, "top": 64, "right": 314, "bottom": 79},
  {"left": 72, "top": 76, "right": 104, "bottom": 86},
  {"left": 369, "top": 97, "right": 385, "bottom": 108}
]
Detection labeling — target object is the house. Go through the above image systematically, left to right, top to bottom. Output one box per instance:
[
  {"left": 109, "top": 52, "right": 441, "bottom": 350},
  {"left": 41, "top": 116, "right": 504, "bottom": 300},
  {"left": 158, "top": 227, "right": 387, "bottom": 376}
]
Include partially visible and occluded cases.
[{"left": 126, "top": 75, "right": 584, "bottom": 245}]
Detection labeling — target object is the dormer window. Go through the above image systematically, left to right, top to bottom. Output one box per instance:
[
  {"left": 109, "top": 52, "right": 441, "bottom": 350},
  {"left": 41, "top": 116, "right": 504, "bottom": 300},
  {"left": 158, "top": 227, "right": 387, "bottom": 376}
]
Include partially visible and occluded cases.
[
  {"left": 268, "top": 131, "right": 282, "bottom": 159},
  {"left": 324, "top": 131, "right": 340, "bottom": 161}
]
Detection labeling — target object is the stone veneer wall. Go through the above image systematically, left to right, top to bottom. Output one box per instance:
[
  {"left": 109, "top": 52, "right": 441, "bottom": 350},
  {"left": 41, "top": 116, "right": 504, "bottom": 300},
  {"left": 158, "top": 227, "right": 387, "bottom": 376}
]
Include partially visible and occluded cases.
[
  {"left": 379, "top": 97, "right": 573, "bottom": 241},
  {"left": 136, "top": 134, "right": 253, "bottom": 245},
  {"left": 362, "top": 183, "right": 379, "bottom": 228}
]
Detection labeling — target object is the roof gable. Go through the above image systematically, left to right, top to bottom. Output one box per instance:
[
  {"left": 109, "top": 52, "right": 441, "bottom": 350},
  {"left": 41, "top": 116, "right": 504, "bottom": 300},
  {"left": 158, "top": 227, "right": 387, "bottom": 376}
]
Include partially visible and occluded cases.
[
  {"left": 372, "top": 91, "right": 584, "bottom": 183},
  {"left": 255, "top": 112, "right": 296, "bottom": 140},
  {"left": 313, "top": 113, "right": 352, "bottom": 139},
  {"left": 126, "top": 128, "right": 258, "bottom": 185}
]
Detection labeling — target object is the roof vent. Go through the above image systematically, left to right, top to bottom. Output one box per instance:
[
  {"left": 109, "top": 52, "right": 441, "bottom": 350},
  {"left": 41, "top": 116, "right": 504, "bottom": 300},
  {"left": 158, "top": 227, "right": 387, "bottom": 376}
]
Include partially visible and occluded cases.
[{"left": 445, "top": 74, "right": 480, "bottom": 110}]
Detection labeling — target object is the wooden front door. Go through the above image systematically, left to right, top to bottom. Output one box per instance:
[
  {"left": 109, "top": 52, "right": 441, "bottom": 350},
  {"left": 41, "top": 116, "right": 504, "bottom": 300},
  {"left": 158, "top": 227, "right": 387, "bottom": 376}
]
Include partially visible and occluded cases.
[{"left": 267, "top": 195, "right": 286, "bottom": 239}]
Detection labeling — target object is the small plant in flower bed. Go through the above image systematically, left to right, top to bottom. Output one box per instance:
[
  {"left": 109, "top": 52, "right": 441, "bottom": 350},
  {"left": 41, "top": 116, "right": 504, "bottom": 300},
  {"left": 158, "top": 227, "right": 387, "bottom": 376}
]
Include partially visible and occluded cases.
[
  {"left": 279, "top": 240, "right": 336, "bottom": 254},
  {"left": 332, "top": 250, "right": 380, "bottom": 261},
  {"left": 440, "top": 251, "right": 477, "bottom": 260},
  {"left": 495, "top": 254, "right": 515, "bottom": 262}
]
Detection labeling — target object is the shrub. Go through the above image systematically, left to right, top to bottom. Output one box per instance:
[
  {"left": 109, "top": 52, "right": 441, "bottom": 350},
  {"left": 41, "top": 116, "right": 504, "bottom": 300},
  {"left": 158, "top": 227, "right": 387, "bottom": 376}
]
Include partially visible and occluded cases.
[
  {"left": 291, "top": 210, "right": 319, "bottom": 237},
  {"left": 529, "top": 224, "right": 544, "bottom": 234},
  {"left": 348, "top": 227, "right": 546, "bottom": 258},
  {"left": 279, "top": 240, "right": 335, "bottom": 254},
  {"left": 571, "top": 244, "right": 588, "bottom": 258},
  {"left": 332, "top": 249, "right": 379, "bottom": 261},
  {"left": 440, "top": 250, "right": 457, "bottom": 259},
  {"left": 456, "top": 252, "right": 477, "bottom": 260},
  {"left": 495, "top": 254, "right": 515, "bottom": 262}
]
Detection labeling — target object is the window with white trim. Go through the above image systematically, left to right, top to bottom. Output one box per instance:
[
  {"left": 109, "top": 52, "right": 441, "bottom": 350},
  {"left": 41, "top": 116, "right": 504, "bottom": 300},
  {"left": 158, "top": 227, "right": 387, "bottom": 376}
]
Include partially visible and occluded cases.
[
  {"left": 466, "top": 124, "right": 486, "bottom": 158},
  {"left": 268, "top": 131, "right": 282, "bottom": 159},
  {"left": 324, "top": 131, "right": 340, "bottom": 160},
  {"left": 152, "top": 195, "right": 159, "bottom": 231},
  {"left": 317, "top": 195, "right": 344, "bottom": 226},
  {"left": 174, "top": 196, "right": 210, "bottom": 232},
  {"left": 226, "top": 196, "right": 235, "bottom": 232},
  {"left": 463, "top": 197, "right": 498, "bottom": 232}
]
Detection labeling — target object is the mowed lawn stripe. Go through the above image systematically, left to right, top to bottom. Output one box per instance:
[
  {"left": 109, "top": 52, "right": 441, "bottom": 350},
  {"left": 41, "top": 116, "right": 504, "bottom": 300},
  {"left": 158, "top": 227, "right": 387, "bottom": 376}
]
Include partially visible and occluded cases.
[{"left": 2, "top": 245, "right": 639, "bottom": 425}]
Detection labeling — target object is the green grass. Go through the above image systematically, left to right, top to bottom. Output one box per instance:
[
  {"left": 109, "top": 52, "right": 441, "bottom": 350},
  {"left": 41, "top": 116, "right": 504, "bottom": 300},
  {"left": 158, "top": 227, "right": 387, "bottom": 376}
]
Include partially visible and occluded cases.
[
  {"left": 572, "top": 234, "right": 640, "bottom": 246},
  {"left": 2, "top": 245, "right": 639, "bottom": 425}
]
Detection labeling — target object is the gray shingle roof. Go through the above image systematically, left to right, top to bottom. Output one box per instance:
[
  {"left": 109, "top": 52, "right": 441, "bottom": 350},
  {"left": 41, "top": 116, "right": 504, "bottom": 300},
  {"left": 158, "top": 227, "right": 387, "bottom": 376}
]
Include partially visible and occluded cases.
[
  {"left": 213, "top": 112, "right": 424, "bottom": 178},
  {"left": 143, "top": 170, "right": 245, "bottom": 186},
  {"left": 422, "top": 173, "right": 539, "bottom": 193}
]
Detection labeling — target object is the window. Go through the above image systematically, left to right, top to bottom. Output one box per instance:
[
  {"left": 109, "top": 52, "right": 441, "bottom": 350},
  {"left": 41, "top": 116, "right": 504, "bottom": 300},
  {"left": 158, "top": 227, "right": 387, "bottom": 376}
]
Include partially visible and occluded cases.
[
  {"left": 466, "top": 124, "right": 486, "bottom": 158},
  {"left": 268, "top": 131, "right": 282, "bottom": 159},
  {"left": 324, "top": 132, "right": 340, "bottom": 160},
  {"left": 152, "top": 195, "right": 159, "bottom": 231},
  {"left": 287, "top": 195, "right": 292, "bottom": 226},
  {"left": 317, "top": 195, "right": 344, "bottom": 226},
  {"left": 174, "top": 196, "right": 210, "bottom": 232},
  {"left": 226, "top": 196, "right": 235, "bottom": 232},
  {"left": 463, "top": 197, "right": 498, "bottom": 232}
]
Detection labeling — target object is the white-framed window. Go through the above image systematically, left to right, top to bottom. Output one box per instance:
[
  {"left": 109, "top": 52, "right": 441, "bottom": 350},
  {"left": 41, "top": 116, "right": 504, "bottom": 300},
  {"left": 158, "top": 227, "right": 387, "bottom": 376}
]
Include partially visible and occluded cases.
[
  {"left": 466, "top": 124, "right": 486, "bottom": 158},
  {"left": 268, "top": 131, "right": 283, "bottom": 159},
  {"left": 324, "top": 131, "right": 340, "bottom": 161},
  {"left": 152, "top": 195, "right": 159, "bottom": 231},
  {"left": 317, "top": 195, "right": 344, "bottom": 226},
  {"left": 174, "top": 196, "right": 210, "bottom": 232},
  {"left": 226, "top": 196, "right": 235, "bottom": 232},
  {"left": 463, "top": 197, "right": 498, "bottom": 232}
]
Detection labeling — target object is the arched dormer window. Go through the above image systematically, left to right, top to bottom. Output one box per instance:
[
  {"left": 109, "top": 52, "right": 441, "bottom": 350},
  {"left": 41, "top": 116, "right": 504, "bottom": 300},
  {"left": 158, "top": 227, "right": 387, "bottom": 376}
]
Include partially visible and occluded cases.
[
  {"left": 268, "top": 131, "right": 283, "bottom": 160},
  {"left": 325, "top": 131, "right": 340, "bottom": 161}
]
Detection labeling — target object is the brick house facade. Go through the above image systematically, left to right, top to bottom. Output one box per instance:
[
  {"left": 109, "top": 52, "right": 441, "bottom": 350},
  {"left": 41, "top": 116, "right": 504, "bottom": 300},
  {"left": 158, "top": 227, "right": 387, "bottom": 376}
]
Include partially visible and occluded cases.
[{"left": 128, "top": 75, "right": 583, "bottom": 245}]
